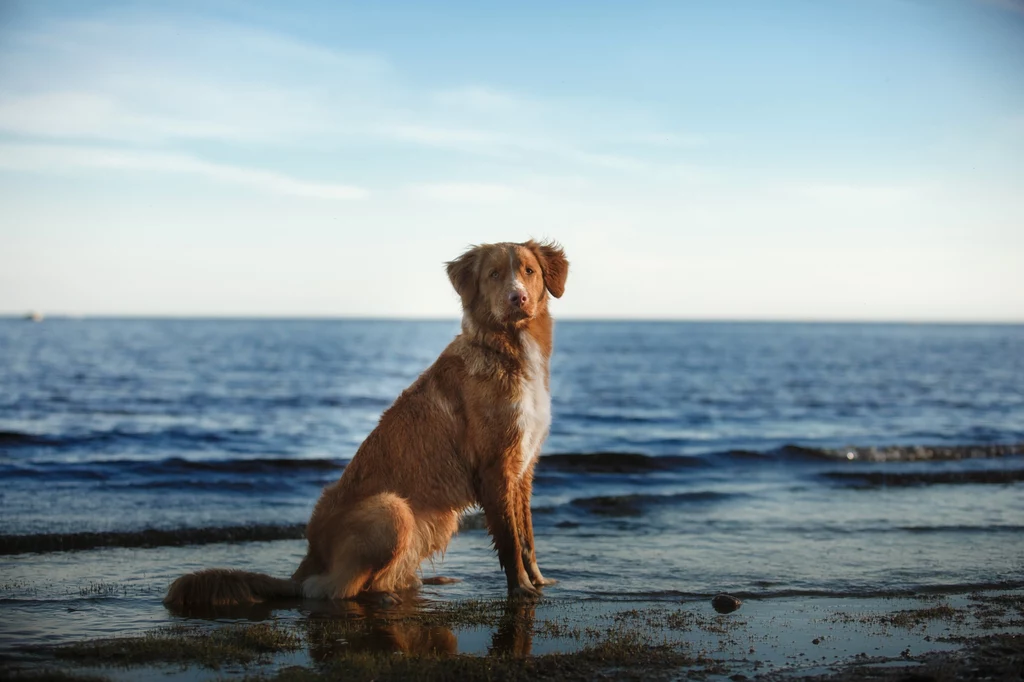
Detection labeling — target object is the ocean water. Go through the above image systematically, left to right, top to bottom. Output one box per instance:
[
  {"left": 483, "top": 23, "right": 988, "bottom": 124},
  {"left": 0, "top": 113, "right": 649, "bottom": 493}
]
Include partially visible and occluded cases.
[{"left": 1, "top": 318, "right": 1023, "bottom": 652}]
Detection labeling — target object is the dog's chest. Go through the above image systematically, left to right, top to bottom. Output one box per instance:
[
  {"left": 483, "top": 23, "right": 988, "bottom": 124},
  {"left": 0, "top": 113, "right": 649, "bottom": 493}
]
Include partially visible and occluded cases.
[{"left": 515, "top": 336, "right": 551, "bottom": 478}]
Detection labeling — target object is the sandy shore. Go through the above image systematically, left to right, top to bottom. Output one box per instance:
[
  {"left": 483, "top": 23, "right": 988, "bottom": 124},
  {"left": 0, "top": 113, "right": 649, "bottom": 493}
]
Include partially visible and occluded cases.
[{"left": 3, "top": 587, "right": 1021, "bottom": 681}]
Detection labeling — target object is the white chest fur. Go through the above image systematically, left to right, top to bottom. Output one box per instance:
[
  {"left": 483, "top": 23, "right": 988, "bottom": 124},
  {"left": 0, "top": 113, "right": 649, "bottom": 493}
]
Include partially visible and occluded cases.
[{"left": 516, "top": 335, "right": 552, "bottom": 478}]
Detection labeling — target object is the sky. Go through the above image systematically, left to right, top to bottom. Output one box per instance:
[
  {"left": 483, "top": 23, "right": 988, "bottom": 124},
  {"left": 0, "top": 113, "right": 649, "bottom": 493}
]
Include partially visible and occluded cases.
[{"left": 0, "top": 0, "right": 1022, "bottom": 321}]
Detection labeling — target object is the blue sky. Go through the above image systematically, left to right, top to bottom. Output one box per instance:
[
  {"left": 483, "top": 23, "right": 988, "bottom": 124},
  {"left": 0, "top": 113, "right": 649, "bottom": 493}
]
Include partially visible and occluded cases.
[{"left": 1, "top": 0, "right": 1022, "bottom": 320}]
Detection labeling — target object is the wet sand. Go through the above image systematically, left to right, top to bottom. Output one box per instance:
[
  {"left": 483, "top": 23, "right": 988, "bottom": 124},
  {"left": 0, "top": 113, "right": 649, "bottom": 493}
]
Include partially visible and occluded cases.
[{"left": 3, "top": 586, "right": 1021, "bottom": 681}]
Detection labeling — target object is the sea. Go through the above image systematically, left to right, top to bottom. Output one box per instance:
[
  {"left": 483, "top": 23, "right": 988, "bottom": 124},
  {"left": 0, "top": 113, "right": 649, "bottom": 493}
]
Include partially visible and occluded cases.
[{"left": 1, "top": 318, "right": 1022, "bottom": 654}]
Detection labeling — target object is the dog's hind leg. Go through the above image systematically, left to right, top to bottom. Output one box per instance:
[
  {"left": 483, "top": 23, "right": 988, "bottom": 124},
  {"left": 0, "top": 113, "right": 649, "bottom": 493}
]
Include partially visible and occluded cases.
[
  {"left": 323, "top": 493, "right": 417, "bottom": 601},
  {"left": 367, "top": 496, "right": 420, "bottom": 596}
]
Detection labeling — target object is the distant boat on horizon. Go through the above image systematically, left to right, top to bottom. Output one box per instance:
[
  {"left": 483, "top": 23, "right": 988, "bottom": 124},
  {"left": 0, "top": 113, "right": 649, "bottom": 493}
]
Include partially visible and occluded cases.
[{"left": 24, "top": 311, "right": 44, "bottom": 322}]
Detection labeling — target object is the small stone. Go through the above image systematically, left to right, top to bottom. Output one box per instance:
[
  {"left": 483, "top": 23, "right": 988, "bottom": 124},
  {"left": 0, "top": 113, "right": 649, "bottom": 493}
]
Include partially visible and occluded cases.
[
  {"left": 712, "top": 594, "right": 742, "bottom": 614},
  {"left": 812, "top": 638, "right": 821, "bottom": 645}
]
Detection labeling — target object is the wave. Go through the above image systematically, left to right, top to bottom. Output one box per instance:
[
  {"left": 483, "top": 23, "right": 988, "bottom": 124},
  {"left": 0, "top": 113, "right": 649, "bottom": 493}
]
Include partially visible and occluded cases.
[
  {"left": 6, "top": 420, "right": 1022, "bottom": 465},
  {"left": 0, "top": 426, "right": 329, "bottom": 456},
  {"left": 0, "top": 427, "right": 230, "bottom": 449},
  {"left": 0, "top": 430, "right": 52, "bottom": 446},
  {"left": 3, "top": 440, "right": 1021, "bottom": 487},
  {"left": 538, "top": 442, "right": 1024, "bottom": 473},
  {"left": 544, "top": 443, "right": 1024, "bottom": 472},
  {"left": 805, "top": 443, "right": 1024, "bottom": 462},
  {"left": 538, "top": 449, "right": 841, "bottom": 474},
  {"left": 539, "top": 452, "right": 707, "bottom": 473},
  {"left": 1, "top": 456, "right": 343, "bottom": 480},
  {"left": 155, "top": 457, "right": 341, "bottom": 474},
  {"left": 822, "top": 468, "right": 1024, "bottom": 488},
  {"left": 569, "top": 491, "right": 740, "bottom": 517},
  {"left": 0, "top": 523, "right": 307, "bottom": 555},
  {"left": 895, "top": 524, "right": 1024, "bottom": 534},
  {"left": 586, "top": 579, "right": 1024, "bottom": 602}
]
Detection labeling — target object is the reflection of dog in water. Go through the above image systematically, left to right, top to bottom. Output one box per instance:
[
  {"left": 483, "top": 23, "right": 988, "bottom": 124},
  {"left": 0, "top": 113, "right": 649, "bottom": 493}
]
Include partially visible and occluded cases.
[
  {"left": 164, "top": 241, "right": 569, "bottom": 606},
  {"left": 163, "top": 597, "right": 537, "bottom": 658},
  {"left": 303, "top": 599, "right": 537, "bottom": 659},
  {"left": 304, "top": 600, "right": 459, "bottom": 659}
]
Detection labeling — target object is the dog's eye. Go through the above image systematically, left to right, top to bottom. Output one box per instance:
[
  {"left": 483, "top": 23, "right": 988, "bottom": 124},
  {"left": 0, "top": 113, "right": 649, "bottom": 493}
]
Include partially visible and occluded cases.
[
  {"left": 525, "top": 267, "right": 535, "bottom": 275},
  {"left": 490, "top": 270, "right": 499, "bottom": 279}
]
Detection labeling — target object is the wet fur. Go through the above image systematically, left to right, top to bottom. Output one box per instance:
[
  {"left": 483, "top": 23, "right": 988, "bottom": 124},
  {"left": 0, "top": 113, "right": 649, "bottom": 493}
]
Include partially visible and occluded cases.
[{"left": 165, "top": 240, "right": 568, "bottom": 606}]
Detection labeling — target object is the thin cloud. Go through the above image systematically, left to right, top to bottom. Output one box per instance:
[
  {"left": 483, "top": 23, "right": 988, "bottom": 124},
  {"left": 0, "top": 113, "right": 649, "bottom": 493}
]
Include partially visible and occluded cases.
[
  {"left": 0, "top": 10, "right": 714, "bottom": 210},
  {"left": 1, "top": 15, "right": 705, "bottom": 171},
  {"left": 0, "top": 18, "right": 390, "bottom": 145},
  {"left": 431, "top": 86, "right": 539, "bottom": 115},
  {"left": 0, "top": 91, "right": 246, "bottom": 142},
  {"left": 377, "top": 123, "right": 655, "bottom": 172},
  {"left": 378, "top": 124, "right": 509, "bottom": 149},
  {"left": 627, "top": 132, "right": 709, "bottom": 148},
  {"left": 0, "top": 143, "right": 368, "bottom": 200},
  {"left": 407, "top": 182, "right": 526, "bottom": 202},
  {"left": 790, "top": 183, "right": 921, "bottom": 205}
]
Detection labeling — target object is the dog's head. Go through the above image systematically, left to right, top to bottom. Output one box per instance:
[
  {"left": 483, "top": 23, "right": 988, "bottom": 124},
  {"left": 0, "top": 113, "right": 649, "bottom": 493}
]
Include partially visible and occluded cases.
[{"left": 446, "top": 240, "right": 568, "bottom": 328}]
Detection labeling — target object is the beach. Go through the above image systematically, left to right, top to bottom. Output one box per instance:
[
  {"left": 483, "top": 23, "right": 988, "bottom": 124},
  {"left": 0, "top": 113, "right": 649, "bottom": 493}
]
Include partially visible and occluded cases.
[
  {"left": 2, "top": 319, "right": 1022, "bottom": 680},
  {"left": 1, "top": 537, "right": 1022, "bottom": 681}
]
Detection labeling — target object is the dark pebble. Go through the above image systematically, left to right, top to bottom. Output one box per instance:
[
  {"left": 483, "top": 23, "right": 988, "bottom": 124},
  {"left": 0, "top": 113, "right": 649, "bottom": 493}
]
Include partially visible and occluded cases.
[{"left": 712, "top": 594, "right": 742, "bottom": 614}]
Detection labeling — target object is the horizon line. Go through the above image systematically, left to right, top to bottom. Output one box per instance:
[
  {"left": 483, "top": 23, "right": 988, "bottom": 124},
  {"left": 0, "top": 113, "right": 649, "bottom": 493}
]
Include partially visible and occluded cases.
[{"left": 3, "top": 313, "right": 1023, "bottom": 326}]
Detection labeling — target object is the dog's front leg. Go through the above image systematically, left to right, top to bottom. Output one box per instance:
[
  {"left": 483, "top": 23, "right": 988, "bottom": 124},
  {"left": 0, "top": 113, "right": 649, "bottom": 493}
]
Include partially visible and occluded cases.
[
  {"left": 478, "top": 465, "right": 540, "bottom": 597},
  {"left": 518, "top": 471, "right": 557, "bottom": 587}
]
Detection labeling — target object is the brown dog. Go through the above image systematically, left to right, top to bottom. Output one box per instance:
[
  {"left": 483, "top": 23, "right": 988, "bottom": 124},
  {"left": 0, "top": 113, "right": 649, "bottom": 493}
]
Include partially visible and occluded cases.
[{"left": 165, "top": 240, "right": 568, "bottom": 606}]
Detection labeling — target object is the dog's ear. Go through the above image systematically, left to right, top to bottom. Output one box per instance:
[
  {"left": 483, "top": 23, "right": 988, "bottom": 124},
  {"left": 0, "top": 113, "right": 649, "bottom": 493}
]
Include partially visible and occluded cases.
[
  {"left": 525, "top": 240, "right": 569, "bottom": 298},
  {"left": 446, "top": 246, "right": 480, "bottom": 305}
]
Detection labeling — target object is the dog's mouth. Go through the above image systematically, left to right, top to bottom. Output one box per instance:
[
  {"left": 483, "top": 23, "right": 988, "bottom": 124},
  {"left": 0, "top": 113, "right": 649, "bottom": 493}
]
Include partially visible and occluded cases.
[{"left": 499, "top": 304, "right": 532, "bottom": 324}]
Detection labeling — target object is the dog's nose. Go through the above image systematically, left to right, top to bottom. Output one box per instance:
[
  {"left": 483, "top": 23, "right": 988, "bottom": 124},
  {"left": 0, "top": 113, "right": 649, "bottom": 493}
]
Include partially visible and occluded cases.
[{"left": 508, "top": 291, "right": 528, "bottom": 307}]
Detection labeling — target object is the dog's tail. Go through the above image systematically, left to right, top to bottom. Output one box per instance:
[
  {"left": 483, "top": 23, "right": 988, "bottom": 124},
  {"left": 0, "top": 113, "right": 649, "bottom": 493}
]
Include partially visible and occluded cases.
[{"left": 163, "top": 568, "right": 302, "bottom": 607}]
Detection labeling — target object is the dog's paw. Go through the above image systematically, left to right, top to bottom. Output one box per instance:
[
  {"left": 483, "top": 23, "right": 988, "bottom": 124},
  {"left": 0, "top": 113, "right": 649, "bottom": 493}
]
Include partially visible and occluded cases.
[
  {"left": 401, "top": 576, "right": 423, "bottom": 590},
  {"left": 532, "top": 576, "right": 558, "bottom": 586},
  {"left": 509, "top": 584, "right": 542, "bottom": 599},
  {"left": 357, "top": 591, "right": 403, "bottom": 607}
]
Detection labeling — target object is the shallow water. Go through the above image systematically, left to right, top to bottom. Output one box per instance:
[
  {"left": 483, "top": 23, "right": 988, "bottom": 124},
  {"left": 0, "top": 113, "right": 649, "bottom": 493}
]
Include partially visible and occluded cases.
[{"left": 1, "top": 319, "right": 1022, "bottom": 655}]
